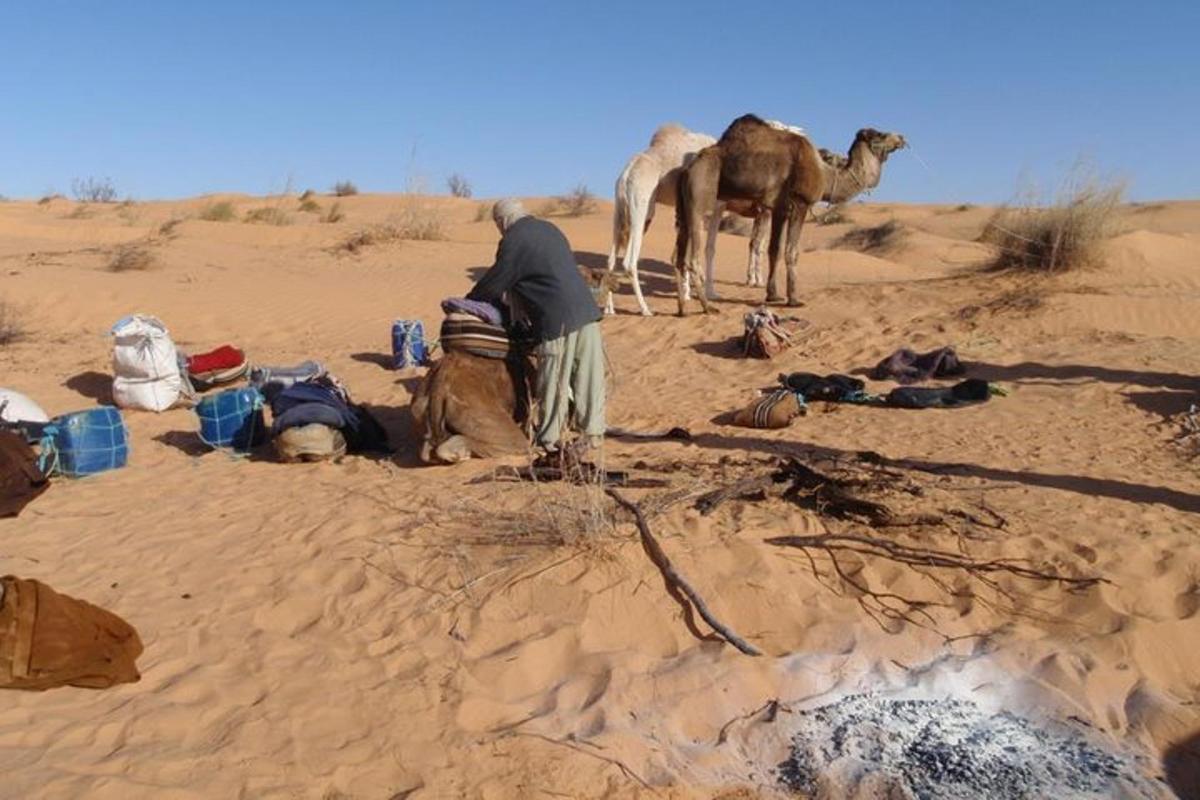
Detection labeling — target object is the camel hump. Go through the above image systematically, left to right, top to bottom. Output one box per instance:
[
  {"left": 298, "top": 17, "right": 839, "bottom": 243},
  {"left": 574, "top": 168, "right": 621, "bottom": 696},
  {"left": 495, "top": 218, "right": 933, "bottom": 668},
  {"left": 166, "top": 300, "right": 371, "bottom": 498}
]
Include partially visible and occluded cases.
[
  {"left": 718, "top": 114, "right": 768, "bottom": 141},
  {"left": 764, "top": 119, "right": 807, "bottom": 138},
  {"left": 649, "top": 123, "right": 689, "bottom": 149}
]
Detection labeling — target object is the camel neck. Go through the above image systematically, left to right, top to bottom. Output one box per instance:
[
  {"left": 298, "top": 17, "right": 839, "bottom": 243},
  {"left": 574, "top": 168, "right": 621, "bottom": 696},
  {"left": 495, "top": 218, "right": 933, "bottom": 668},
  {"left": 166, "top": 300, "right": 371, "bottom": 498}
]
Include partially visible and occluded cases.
[{"left": 825, "top": 143, "right": 882, "bottom": 204}]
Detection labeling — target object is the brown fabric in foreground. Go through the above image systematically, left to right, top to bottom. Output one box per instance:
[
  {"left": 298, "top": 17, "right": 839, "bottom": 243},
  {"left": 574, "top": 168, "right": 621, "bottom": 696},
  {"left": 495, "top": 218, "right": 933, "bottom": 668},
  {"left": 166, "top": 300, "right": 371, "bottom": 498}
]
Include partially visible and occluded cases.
[
  {"left": 0, "top": 431, "right": 49, "bottom": 518},
  {"left": 0, "top": 576, "right": 143, "bottom": 691}
]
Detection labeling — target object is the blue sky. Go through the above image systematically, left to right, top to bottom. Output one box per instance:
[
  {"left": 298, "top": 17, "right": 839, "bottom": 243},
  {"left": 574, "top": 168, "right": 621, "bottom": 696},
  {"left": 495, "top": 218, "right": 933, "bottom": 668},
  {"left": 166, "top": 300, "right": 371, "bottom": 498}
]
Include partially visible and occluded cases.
[{"left": 2, "top": 1, "right": 1196, "bottom": 203}]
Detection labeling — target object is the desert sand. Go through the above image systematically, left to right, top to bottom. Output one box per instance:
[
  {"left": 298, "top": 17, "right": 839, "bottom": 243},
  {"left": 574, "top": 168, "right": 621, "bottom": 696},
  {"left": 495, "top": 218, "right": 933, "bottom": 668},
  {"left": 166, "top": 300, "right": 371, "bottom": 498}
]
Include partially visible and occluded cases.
[{"left": 0, "top": 193, "right": 1197, "bottom": 798}]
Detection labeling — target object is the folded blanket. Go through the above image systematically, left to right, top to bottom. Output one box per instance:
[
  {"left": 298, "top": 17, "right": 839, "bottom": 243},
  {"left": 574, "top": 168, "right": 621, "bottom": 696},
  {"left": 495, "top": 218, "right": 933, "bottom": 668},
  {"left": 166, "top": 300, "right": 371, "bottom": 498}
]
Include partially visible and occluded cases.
[
  {"left": 441, "top": 298, "right": 503, "bottom": 326},
  {"left": 440, "top": 313, "right": 511, "bottom": 360},
  {"left": 188, "top": 345, "right": 247, "bottom": 378},
  {"left": 870, "top": 346, "right": 966, "bottom": 384},
  {"left": 249, "top": 360, "right": 326, "bottom": 403},
  {"left": 779, "top": 373, "right": 867, "bottom": 403},
  {"left": 270, "top": 376, "right": 390, "bottom": 453},
  {"left": 885, "top": 378, "right": 992, "bottom": 409}
]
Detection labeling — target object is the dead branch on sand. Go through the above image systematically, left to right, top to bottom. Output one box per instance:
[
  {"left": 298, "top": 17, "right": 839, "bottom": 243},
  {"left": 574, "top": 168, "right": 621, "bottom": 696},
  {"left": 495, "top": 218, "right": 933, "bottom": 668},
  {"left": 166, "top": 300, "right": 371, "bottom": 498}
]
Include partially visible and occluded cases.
[{"left": 607, "top": 488, "right": 761, "bottom": 656}]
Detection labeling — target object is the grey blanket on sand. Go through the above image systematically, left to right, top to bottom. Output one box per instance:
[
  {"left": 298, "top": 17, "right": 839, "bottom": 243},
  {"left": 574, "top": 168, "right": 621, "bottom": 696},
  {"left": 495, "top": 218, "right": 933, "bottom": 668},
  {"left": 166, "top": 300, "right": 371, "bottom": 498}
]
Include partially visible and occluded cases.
[{"left": 871, "top": 345, "right": 966, "bottom": 384}]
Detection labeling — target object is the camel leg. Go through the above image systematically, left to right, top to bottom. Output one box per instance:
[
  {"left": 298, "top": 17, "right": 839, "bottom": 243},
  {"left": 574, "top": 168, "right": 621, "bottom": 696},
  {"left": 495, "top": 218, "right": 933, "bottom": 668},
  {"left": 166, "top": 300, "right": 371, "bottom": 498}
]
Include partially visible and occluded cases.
[
  {"left": 785, "top": 201, "right": 810, "bottom": 307},
  {"left": 704, "top": 204, "right": 721, "bottom": 301},
  {"left": 764, "top": 204, "right": 788, "bottom": 303},
  {"left": 748, "top": 209, "right": 769, "bottom": 287},
  {"left": 625, "top": 219, "right": 653, "bottom": 317}
]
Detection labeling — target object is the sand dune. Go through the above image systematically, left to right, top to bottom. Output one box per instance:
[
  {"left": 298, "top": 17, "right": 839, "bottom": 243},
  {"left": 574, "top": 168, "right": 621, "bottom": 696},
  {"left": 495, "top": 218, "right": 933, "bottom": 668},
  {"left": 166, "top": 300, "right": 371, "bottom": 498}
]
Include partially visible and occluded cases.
[{"left": 1, "top": 193, "right": 1197, "bottom": 798}]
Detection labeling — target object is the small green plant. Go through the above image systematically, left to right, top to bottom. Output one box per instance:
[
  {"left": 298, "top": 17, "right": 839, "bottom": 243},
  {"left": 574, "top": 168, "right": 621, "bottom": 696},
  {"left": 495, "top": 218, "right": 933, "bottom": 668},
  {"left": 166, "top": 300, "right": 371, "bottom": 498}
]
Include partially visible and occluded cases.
[
  {"left": 446, "top": 173, "right": 472, "bottom": 198},
  {"left": 332, "top": 180, "right": 358, "bottom": 197},
  {"left": 298, "top": 197, "right": 321, "bottom": 213},
  {"left": 199, "top": 201, "right": 236, "bottom": 222},
  {"left": 321, "top": 202, "right": 345, "bottom": 223},
  {"left": 244, "top": 206, "right": 290, "bottom": 226},
  {"left": 108, "top": 244, "right": 157, "bottom": 272}
]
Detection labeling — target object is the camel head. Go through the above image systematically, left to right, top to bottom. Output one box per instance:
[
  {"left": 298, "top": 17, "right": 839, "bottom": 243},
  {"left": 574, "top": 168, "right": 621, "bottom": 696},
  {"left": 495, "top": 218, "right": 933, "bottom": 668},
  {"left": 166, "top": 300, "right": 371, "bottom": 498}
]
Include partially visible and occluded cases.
[{"left": 854, "top": 128, "right": 907, "bottom": 161}]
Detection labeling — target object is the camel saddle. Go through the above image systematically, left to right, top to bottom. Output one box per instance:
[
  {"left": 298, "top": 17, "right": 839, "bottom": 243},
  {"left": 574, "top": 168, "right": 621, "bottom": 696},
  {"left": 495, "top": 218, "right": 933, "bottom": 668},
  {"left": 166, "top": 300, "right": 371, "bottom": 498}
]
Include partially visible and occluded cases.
[
  {"left": 743, "top": 307, "right": 809, "bottom": 359},
  {"left": 0, "top": 575, "right": 143, "bottom": 691}
]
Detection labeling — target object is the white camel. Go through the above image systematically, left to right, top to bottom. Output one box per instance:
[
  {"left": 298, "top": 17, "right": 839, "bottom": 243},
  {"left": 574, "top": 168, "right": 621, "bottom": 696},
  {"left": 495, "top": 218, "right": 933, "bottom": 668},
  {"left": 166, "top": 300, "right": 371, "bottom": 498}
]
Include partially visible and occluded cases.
[{"left": 605, "top": 121, "right": 805, "bottom": 316}]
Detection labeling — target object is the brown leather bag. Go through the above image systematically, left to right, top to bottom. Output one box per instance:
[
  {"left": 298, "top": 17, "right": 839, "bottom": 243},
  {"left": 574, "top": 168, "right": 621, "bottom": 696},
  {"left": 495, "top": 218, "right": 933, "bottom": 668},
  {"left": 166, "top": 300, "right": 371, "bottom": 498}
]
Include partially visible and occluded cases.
[
  {"left": 0, "top": 431, "right": 48, "bottom": 518},
  {"left": 0, "top": 576, "right": 143, "bottom": 691}
]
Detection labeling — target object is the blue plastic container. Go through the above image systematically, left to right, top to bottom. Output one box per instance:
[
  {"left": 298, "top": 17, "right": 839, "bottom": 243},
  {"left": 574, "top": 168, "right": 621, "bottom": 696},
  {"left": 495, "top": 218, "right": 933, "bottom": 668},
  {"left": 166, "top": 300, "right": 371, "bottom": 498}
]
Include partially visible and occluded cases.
[
  {"left": 392, "top": 320, "right": 427, "bottom": 369},
  {"left": 196, "top": 387, "right": 265, "bottom": 452},
  {"left": 39, "top": 406, "right": 130, "bottom": 477}
]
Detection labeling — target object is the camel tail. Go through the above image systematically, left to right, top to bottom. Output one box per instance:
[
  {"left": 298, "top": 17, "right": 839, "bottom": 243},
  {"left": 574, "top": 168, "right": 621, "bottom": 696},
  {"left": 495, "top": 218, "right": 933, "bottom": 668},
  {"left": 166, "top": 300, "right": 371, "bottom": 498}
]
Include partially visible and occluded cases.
[
  {"left": 673, "top": 167, "right": 690, "bottom": 270},
  {"left": 608, "top": 170, "right": 631, "bottom": 269}
]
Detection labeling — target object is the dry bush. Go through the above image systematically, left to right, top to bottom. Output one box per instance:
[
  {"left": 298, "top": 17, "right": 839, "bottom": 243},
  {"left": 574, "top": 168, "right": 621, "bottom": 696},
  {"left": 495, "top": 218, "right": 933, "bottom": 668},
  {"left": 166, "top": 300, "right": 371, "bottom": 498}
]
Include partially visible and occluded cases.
[
  {"left": 446, "top": 173, "right": 472, "bottom": 198},
  {"left": 71, "top": 176, "right": 117, "bottom": 203},
  {"left": 981, "top": 176, "right": 1124, "bottom": 272},
  {"left": 332, "top": 180, "right": 358, "bottom": 197},
  {"left": 555, "top": 183, "right": 598, "bottom": 217},
  {"left": 299, "top": 189, "right": 316, "bottom": 202},
  {"left": 38, "top": 193, "right": 64, "bottom": 206},
  {"left": 298, "top": 197, "right": 321, "bottom": 213},
  {"left": 199, "top": 201, "right": 236, "bottom": 222},
  {"left": 321, "top": 202, "right": 345, "bottom": 223},
  {"left": 392, "top": 202, "right": 447, "bottom": 241},
  {"left": 473, "top": 202, "right": 492, "bottom": 223},
  {"left": 955, "top": 203, "right": 974, "bottom": 212},
  {"left": 66, "top": 204, "right": 94, "bottom": 219},
  {"left": 244, "top": 206, "right": 290, "bottom": 226},
  {"left": 816, "top": 206, "right": 849, "bottom": 225},
  {"left": 157, "top": 216, "right": 188, "bottom": 238},
  {"left": 835, "top": 219, "right": 906, "bottom": 252},
  {"left": 337, "top": 223, "right": 402, "bottom": 254},
  {"left": 108, "top": 244, "right": 157, "bottom": 272},
  {"left": 0, "top": 301, "right": 26, "bottom": 346}
]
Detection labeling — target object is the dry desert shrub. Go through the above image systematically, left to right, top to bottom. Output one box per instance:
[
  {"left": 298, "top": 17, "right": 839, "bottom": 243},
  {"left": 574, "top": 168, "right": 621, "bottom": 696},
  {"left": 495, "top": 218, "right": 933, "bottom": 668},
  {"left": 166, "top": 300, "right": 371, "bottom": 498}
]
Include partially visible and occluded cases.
[
  {"left": 446, "top": 173, "right": 472, "bottom": 198},
  {"left": 71, "top": 176, "right": 117, "bottom": 203},
  {"left": 981, "top": 176, "right": 1124, "bottom": 271},
  {"left": 332, "top": 180, "right": 358, "bottom": 197},
  {"left": 556, "top": 183, "right": 598, "bottom": 217},
  {"left": 299, "top": 188, "right": 316, "bottom": 202},
  {"left": 38, "top": 193, "right": 64, "bottom": 206},
  {"left": 298, "top": 197, "right": 321, "bottom": 213},
  {"left": 199, "top": 201, "right": 236, "bottom": 222},
  {"left": 392, "top": 201, "right": 447, "bottom": 241},
  {"left": 321, "top": 202, "right": 345, "bottom": 223},
  {"left": 473, "top": 202, "right": 492, "bottom": 223},
  {"left": 65, "top": 204, "right": 94, "bottom": 220},
  {"left": 816, "top": 205, "right": 849, "bottom": 225},
  {"left": 244, "top": 206, "right": 290, "bottom": 226},
  {"left": 157, "top": 216, "right": 188, "bottom": 238},
  {"left": 836, "top": 219, "right": 906, "bottom": 252},
  {"left": 337, "top": 223, "right": 402, "bottom": 254},
  {"left": 108, "top": 244, "right": 157, "bottom": 272},
  {"left": 0, "top": 301, "right": 26, "bottom": 346}
]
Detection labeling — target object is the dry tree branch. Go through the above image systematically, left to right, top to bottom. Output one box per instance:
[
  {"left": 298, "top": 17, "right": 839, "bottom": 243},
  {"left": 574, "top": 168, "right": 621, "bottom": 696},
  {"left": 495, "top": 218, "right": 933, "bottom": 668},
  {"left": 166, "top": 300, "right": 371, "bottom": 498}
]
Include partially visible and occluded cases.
[{"left": 608, "top": 488, "right": 762, "bottom": 656}]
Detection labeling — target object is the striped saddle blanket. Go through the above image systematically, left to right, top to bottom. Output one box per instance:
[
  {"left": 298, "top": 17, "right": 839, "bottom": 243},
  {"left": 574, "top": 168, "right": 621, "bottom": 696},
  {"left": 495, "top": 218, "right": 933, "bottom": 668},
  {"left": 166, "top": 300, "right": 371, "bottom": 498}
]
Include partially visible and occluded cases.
[{"left": 439, "top": 313, "right": 511, "bottom": 359}]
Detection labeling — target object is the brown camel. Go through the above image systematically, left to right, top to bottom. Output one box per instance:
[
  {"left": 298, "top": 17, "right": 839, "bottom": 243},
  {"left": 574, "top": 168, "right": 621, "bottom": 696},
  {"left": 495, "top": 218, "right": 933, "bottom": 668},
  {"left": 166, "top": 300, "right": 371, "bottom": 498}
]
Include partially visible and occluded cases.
[
  {"left": 675, "top": 115, "right": 906, "bottom": 312},
  {"left": 410, "top": 350, "right": 534, "bottom": 464}
]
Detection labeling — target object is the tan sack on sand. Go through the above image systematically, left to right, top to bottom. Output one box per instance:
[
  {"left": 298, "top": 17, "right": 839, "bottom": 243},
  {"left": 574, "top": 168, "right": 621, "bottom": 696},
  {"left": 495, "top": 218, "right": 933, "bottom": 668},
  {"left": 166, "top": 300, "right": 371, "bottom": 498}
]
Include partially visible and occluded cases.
[
  {"left": 732, "top": 389, "right": 806, "bottom": 429},
  {"left": 0, "top": 576, "right": 143, "bottom": 691}
]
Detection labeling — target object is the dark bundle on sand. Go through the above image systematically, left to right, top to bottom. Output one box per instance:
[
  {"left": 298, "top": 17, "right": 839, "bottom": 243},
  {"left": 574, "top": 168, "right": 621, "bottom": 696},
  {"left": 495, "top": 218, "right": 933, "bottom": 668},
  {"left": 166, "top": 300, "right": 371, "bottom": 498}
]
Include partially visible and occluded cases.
[
  {"left": 871, "top": 346, "right": 966, "bottom": 384},
  {"left": 777, "top": 695, "right": 1164, "bottom": 799}
]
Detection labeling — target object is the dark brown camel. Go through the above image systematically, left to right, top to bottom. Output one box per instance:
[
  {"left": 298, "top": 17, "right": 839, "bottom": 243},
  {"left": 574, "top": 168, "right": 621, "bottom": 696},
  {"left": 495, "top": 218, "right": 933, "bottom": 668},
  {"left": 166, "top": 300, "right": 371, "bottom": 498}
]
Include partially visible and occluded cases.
[
  {"left": 675, "top": 115, "right": 906, "bottom": 312},
  {"left": 410, "top": 350, "right": 534, "bottom": 464}
]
